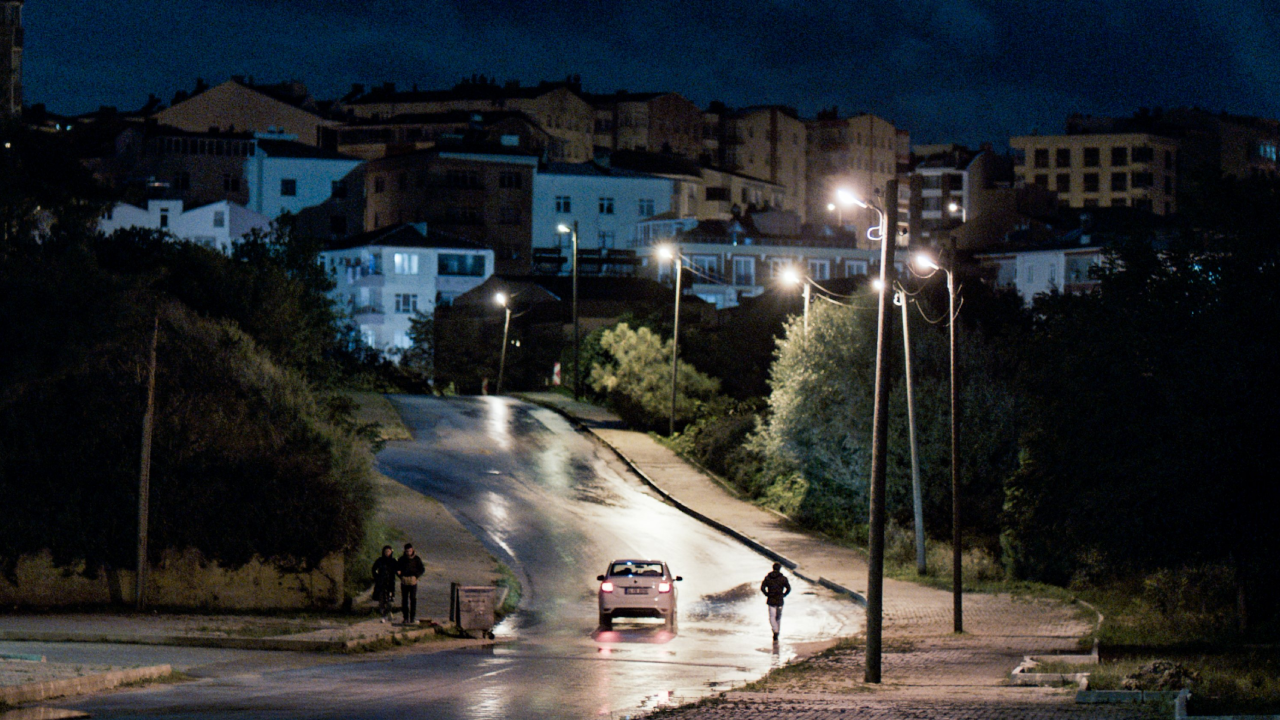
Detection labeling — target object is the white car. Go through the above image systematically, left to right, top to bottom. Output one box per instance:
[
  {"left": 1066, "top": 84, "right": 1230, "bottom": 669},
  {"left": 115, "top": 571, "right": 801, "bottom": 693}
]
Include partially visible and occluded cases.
[{"left": 596, "top": 559, "right": 681, "bottom": 629}]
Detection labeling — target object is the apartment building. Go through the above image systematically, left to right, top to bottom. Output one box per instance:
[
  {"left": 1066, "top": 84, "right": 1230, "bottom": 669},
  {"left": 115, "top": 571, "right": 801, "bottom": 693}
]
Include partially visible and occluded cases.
[
  {"left": 1, "top": 0, "right": 21, "bottom": 118},
  {"left": 340, "top": 77, "right": 595, "bottom": 162},
  {"left": 154, "top": 78, "right": 339, "bottom": 147},
  {"left": 586, "top": 91, "right": 703, "bottom": 159},
  {"left": 704, "top": 106, "right": 807, "bottom": 219},
  {"left": 323, "top": 110, "right": 550, "bottom": 161},
  {"left": 806, "top": 111, "right": 909, "bottom": 244},
  {"left": 1010, "top": 132, "right": 1179, "bottom": 215},
  {"left": 362, "top": 146, "right": 539, "bottom": 274},
  {"left": 529, "top": 161, "right": 674, "bottom": 276},
  {"left": 320, "top": 223, "right": 494, "bottom": 354}
]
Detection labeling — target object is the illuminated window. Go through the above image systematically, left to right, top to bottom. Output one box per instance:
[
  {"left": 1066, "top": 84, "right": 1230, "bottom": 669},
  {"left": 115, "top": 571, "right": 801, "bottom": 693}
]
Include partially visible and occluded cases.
[{"left": 393, "top": 253, "right": 419, "bottom": 275}]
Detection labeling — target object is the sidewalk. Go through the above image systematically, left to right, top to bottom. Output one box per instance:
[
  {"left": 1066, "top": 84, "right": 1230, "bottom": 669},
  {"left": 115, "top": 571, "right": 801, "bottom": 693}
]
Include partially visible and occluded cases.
[{"left": 520, "top": 392, "right": 1125, "bottom": 719}]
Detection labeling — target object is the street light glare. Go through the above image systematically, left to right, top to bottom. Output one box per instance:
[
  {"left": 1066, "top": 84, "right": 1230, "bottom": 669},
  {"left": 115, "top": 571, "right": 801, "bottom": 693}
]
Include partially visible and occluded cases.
[
  {"left": 836, "top": 188, "right": 869, "bottom": 209},
  {"left": 826, "top": 202, "right": 836, "bottom": 212},
  {"left": 947, "top": 202, "right": 961, "bottom": 213},
  {"left": 556, "top": 223, "right": 571, "bottom": 233},
  {"left": 657, "top": 245, "right": 675, "bottom": 261},
  {"left": 914, "top": 253, "right": 940, "bottom": 271},
  {"left": 780, "top": 267, "right": 801, "bottom": 285},
  {"left": 871, "top": 278, "right": 886, "bottom": 292},
  {"left": 494, "top": 292, "right": 508, "bottom": 307}
]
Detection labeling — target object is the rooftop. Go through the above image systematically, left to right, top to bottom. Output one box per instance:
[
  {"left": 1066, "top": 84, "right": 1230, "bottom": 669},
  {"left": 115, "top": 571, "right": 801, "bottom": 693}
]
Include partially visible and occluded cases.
[
  {"left": 255, "top": 138, "right": 359, "bottom": 161},
  {"left": 325, "top": 223, "right": 490, "bottom": 252}
]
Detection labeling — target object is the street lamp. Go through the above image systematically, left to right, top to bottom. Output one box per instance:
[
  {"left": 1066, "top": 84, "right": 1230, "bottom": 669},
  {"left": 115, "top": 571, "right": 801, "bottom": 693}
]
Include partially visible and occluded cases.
[
  {"left": 856, "top": 180, "right": 897, "bottom": 685},
  {"left": 833, "top": 187, "right": 859, "bottom": 228},
  {"left": 947, "top": 200, "right": 966, "bottom": 223},
  {"left": 556, "top": 222, "right": 580, "bottom": 400},
  {"left": 657, "top": 244, "right": 683, "bottom": 437},
  {"left": 914, "top": 247, "right": 962, "bottom": 634},
  {"left": 780, "top": 266, "right": 811, "bottom": 335},
  {"left": 872, "top": 278, "right": 927, "bottom": 576},
  {"left": 495, "top": 292, "right": 512, "bottom": 395}
]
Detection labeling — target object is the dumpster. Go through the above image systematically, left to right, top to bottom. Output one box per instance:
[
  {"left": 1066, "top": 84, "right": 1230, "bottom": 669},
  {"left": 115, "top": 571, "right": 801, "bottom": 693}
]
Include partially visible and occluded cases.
[{"left": 450, "top": 583, "right": 497, "bottom": 638}]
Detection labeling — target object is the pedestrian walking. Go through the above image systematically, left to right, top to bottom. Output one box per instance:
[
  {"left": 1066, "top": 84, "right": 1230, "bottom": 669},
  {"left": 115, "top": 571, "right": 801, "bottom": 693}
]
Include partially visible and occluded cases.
[
  {"left": 397, "top": 543, "right": 426, "bottom": 624},
  {"left": 371, "top": 545, "right": 397, "bottom": 623},
  {"left": 760, "top": 562, "right": 791, "bottom": 641}
]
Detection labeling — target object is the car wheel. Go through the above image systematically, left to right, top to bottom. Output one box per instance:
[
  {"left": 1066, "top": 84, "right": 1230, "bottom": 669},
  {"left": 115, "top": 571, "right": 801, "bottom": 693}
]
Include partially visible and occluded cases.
[{"left": 599, "top": 612, "right": 612, "bottom": 630}]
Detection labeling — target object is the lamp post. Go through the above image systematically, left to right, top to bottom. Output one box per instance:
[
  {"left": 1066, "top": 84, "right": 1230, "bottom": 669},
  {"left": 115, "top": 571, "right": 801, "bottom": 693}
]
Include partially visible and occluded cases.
[
  {"left": 852, "top": 179, "right": 897, "bottom": 684},
  {"left": 948, "top": 200, "right": 966, "bottom": 224},
  {"left": 557, "top": 222, "right": 580, "bottom": 400},
  {"left": 914, "top": 243, "right": 962, "bottom": 633},
  {"left": 657, "top": 245, "right": 683, "bottom": 437},
  {"left": 780, "top": 266, "right": 811, "bottom": 335},
  {"left": 894, "top": 284, "right": 927, "bottom": 575},
  {"left": 495, "top": 292, "right": 512, "bottom": 395}
]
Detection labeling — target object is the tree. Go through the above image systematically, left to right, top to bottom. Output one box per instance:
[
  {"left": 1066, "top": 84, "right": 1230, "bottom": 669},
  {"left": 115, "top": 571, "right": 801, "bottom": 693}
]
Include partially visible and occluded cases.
[{"left": 589, "top": 323, "right": 720, "bottom": 431}]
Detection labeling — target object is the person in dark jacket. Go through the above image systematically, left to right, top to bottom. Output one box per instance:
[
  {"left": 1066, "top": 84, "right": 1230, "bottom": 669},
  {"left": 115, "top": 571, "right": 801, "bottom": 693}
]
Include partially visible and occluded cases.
[
  {"left": 397, "top": 543, "right": 426, "bottom": 624},
  {"left": 371, "top": 545, "right": 397, "bottom": 623},
  {"left": 760, "top": 562, "right": 792, "bottom": 641}
]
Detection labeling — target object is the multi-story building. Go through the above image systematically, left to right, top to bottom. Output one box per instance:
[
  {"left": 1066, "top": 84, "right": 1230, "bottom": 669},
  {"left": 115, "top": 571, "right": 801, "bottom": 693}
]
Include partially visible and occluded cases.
[
  {"left": 1, "top": 0, "right": 21, "bottom": 119},
  {"left": 340, "top": 76, "right": 595, "bottom": 162},
  {"left": 153, "top": 78, "right": 339, "bottom": 147},
  {"left": 585, "top": 91, "right": 704, "bottom": 159},
  {"left": 705, "top": 106, "right": 808, "bottom": 219},
  {"left": 322, "top": 110, "right": 550, "bottom": 161},
  {"left": 806, "top": 111, "right": 908, "bottom": 244},
  {"left": 1010, "top": 132, "right": 1179, "bottom": 215},
  {"left": 244, "top": 135, "right": 362, "bottom": 219},
  {"left": 907, "top": 145, "right": 1057, "bottom": 251},
  {"left": 362, "top": 146, "right": 539, "bottom": 274},
  {"left": 529, "top": 161, "right": 674, "bottom": 275},
  {"left": 99, "top": 199, "right": 271, "bottom": 254},
  {"left": 638, "top": 213, "right": 877, "bottom": 309},
  {"left": 319, "top": 223, "right": 494, "bottom": 354}
]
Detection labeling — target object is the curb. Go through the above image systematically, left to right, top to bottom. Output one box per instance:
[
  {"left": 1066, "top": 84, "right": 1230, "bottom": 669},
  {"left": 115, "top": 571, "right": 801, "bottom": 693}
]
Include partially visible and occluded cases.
[
  {"left": 521, "top": 395, "right": 871, "bottom": 608},
  {"left": 0, "top": 625, "right": 455, "bottom": 653},
  {"left": 0, "top": 664, "right": 172, "bottom": 706}
]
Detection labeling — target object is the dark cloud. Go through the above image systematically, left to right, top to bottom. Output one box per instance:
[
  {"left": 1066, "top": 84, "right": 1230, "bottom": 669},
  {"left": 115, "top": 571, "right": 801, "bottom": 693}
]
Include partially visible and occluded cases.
[{"left": 24, "top": 0, "right": 1280, "bottom": 144}]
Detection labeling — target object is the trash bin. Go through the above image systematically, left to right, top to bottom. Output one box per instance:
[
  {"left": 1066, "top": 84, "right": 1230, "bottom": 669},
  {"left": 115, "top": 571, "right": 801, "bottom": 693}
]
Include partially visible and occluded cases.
[{"left": 450, "top": 583, "right": 497, "bottom": 638}]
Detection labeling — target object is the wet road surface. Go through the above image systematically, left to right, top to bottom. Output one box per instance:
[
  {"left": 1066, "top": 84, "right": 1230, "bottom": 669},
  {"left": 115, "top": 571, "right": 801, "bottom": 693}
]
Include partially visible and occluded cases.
[{"left": 64, "top": 395, "right": 861, "bottom": 719}]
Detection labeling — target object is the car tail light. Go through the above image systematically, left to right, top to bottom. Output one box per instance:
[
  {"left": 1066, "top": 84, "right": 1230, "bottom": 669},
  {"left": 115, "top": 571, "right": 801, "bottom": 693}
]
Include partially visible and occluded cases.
[
  {"left": 600, "top": 581, "right": 614, "bottom": 593},
  {"left": 658, "top": 582, "right": 671, "bottom": 593}
]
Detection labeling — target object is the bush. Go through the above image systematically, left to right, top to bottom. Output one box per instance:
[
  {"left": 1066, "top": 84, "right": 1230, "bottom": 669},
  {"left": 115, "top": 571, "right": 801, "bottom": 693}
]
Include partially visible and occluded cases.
[{"left": 589, "top": 323, "right": 721, "bottom": 432}]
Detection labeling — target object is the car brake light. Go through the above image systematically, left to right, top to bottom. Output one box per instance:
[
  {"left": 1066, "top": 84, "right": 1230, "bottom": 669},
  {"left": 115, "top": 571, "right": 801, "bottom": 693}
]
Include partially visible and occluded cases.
[
  {"left": 600, "top": 581, "right": 614, "bottom": 592},
  {"left": 658, "top": 582, "right": 671, "bottom": 593}
]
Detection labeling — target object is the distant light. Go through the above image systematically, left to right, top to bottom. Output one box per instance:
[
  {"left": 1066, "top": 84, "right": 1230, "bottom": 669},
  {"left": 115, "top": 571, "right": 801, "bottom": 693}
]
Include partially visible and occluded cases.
[
  {"left": 836, "top": 188, "right": 868, "bottom": 209},
  {"left": 948, "top": 202, "right": 961, "bottom": 213},
  {"left": 826, "top": 203, "right": 836, "bottom": 212},
  {"left": 556, "top": 223, "right": 572, "bottom": 233},
  {"left": 657, "top": 245, "right": 675, "bottom": 261},
  {"left": 780, "top": 267, "right": 801, "bottom": 286},
  {"left": 871, "top": 278, "right": 886, "bottom": 292},
  {"left": 494, "top": 292, "right": 508, "bottom": 307}
]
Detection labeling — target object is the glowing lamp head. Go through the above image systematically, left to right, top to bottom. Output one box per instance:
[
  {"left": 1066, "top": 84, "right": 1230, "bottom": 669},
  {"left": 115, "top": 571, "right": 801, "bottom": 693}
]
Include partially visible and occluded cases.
[
  {"left": 836, "top": 188, "right": 868, "bottom": 209},
  {"left": 826, "top": 202, "right": 836, "bottom": 212},
  {"left": 948, "top": 202, "right": 961, "bottom": 214},
  {"left": 556, "top": 223, "right": 572, "bottom": 234},
  {"left": 657, "top": 245, "right": 675, "bottom": 261},
  {"left": 913, "top": 253, "right": 940, "bottom": 272},
  {"left": 780, "top": 267, "right": 801, "bottom": 286},
  {"left": 871, "top": 278, "right": 886, "bottom": 293},
  {"left": 494, "top": 292, "right": 508, "bottom": 307}
]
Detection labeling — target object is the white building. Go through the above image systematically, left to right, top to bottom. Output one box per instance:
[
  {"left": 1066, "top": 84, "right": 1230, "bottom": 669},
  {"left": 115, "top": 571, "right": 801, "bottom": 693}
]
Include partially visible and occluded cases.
[
  {"left": 245, "top": 134, "right": 363, "bottom": 220},
  {"left": 530, "top": 161, "right": 675, "bottom": 274},
  {"left": 99, "top": 199, "right": 270, "bottom": 253},
  {"left": 642, "top": 216, "right": 878, "bottom": 309},
  {"left": 319, "top": 223, "right": 494, "bottom": 354},
  {"left": 976, "top": 244, "right": 1105, "bottom": 302}
]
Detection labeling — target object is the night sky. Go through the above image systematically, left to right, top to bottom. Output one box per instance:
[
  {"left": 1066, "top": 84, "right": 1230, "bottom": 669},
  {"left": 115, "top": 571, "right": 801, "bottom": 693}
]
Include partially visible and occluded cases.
[{"left": 25, "top": 0, "right": 1280, "bottom": 146}]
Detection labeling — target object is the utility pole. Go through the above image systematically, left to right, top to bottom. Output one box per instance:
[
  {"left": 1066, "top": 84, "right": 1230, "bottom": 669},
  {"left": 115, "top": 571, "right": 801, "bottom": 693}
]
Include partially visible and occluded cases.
[
  {"left": 865, "top": 179, "right": 898, "bottom": 683},
  {"left": 572, "top": 220, "right": 581, "bottom": 401},
  {"left": 948, "top": 235, "right": 963, "bottom": 633},
  {"left": 668, "top": 252, "right": 683, "bottom": 437},
  {"left": 899, "top": 286, "right": 926, "bottom": 574},
  {"left": 136, "top": 314, "right": 158, "bottom": 610}
]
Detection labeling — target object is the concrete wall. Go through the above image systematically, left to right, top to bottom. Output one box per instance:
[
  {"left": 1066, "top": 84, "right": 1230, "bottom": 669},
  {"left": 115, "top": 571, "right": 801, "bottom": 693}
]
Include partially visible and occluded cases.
[{"left": 0, "top": 549, "right": 343, "bottom": 610}]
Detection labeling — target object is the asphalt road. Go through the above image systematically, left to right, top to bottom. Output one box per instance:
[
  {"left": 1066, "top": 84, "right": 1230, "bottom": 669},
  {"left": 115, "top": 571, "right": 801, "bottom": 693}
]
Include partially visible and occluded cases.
[{"left": 64, "top": 395, "right": 860, "bottom": 719}]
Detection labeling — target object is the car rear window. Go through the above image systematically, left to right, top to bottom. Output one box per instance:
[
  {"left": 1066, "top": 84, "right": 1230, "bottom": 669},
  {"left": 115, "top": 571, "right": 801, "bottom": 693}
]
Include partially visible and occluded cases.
[{"left": 609, "top": 562, "right": 665, "bottom": 577}]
